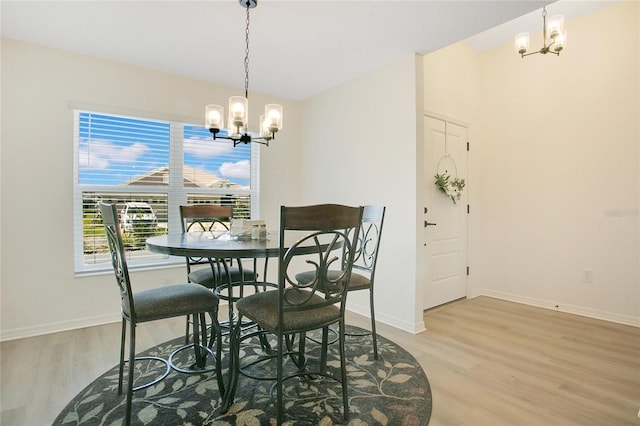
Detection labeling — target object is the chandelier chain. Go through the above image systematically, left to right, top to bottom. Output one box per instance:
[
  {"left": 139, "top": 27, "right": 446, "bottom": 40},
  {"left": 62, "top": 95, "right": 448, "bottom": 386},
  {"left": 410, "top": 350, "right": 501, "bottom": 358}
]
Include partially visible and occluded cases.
[
  {"left": 244, "top": 4, "right": 250, "bottom": 99},
  {"left": 542, "top": 7, "right": 547, "bottom": 42}
]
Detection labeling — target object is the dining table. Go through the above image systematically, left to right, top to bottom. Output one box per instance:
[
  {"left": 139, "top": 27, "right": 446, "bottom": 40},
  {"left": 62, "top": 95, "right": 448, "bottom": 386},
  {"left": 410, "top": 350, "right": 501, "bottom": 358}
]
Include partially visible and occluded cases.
[
  {"left": 146, "top": 230, "right": 341, "bottom": 411},
  {"left": 146, "top": 230, "right": 280, "bottom": 325},
  {"left": 146, "top": 230, "right": 335, "bottom": 281},
  {"left": 147, "top": 230, "right": 281, "bottom": 261}
]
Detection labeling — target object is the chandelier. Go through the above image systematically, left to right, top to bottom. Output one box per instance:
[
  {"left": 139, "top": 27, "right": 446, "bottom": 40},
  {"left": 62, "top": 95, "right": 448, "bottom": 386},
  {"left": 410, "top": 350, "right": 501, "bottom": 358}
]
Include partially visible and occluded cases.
[
  {"left": 206, "top": 0, "right": 283, "bottom": 147},
  {"left": 515, "top": 7, "right": 567, "bottom": 58}
]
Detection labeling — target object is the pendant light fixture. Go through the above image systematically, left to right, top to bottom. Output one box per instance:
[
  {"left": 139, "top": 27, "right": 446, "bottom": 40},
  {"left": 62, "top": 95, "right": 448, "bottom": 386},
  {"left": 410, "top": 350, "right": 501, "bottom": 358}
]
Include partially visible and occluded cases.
[
  {"left": 206, "top": 0, "right": 283, "bottom": 147},
  {"left": 515, "top": 7, "right": 567, "bottom": 58}
]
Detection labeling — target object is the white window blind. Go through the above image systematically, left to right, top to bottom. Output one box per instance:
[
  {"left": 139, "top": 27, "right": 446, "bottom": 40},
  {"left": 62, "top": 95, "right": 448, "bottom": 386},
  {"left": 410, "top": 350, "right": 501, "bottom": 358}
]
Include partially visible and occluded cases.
[{"left": 73, "top": 110, "right": 259, "bottom": 274}]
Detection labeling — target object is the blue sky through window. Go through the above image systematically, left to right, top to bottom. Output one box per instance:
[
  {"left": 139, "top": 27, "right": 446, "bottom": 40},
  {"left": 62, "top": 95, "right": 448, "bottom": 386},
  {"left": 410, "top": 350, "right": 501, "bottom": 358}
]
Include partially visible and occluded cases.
[
  {"left": 78, "top": 112, "right": 251, "bottom": 187},
  {"left": 183, "top": 125, "right": 251, "bottom": 187}
]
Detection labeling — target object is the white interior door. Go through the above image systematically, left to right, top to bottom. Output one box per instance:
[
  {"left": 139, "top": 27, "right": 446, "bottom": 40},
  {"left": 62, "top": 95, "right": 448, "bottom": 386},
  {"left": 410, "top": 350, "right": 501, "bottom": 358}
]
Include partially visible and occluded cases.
[{"left": 423, "top": 115, "right": 468, "bottom": 310}]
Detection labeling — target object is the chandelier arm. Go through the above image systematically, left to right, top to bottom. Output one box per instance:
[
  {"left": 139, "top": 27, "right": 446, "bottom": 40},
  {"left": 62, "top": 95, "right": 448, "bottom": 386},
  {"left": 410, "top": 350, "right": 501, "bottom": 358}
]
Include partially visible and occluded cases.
[
  {"left": 520, "top": 48, "right": 560, "bottom": 58},
  {"left": 210, "top": 130, "right": 273, "bottom": 145}
]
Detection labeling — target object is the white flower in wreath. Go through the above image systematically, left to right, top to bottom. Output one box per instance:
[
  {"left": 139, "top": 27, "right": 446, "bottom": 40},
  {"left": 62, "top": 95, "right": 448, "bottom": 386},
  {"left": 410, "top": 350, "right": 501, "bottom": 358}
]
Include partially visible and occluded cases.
[
  {"left": 434, "top": 173, "right": 465, "bottom": 204},
  {"left": 448, "top": 184, "right": 459, "bottom": 198}
]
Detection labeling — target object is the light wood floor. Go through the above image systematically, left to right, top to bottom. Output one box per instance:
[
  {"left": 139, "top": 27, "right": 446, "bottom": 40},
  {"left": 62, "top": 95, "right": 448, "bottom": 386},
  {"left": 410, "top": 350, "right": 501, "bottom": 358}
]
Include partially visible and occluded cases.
[{"left": 1, "top": 296, "right": 639, "bottom": 425}]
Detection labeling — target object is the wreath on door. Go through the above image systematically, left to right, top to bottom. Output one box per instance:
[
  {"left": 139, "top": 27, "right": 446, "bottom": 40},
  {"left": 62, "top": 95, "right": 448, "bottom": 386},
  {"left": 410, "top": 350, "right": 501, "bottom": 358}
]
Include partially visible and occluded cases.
[{"left": 434, "top": 154, "right": 465, "bottom": 204}]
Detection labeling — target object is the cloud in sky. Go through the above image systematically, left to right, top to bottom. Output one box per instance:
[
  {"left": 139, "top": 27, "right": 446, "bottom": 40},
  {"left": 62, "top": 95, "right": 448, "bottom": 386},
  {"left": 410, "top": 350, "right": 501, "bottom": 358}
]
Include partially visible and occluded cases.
[
  {"left": 183, "top": 137, "right": 233, "bottom": 158},
  {"left": 78, "top": 140, "right": 149, "bottom": 170},
  {"left": 219, "top": 160, "right": 250, "bottom": 181}
]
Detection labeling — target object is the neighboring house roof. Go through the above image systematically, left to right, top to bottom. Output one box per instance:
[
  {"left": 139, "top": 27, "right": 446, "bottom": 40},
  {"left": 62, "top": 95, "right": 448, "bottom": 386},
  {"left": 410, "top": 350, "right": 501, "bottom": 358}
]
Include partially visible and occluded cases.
[{"left": 126, "top": 165, "right": 247, "bottom": 190}]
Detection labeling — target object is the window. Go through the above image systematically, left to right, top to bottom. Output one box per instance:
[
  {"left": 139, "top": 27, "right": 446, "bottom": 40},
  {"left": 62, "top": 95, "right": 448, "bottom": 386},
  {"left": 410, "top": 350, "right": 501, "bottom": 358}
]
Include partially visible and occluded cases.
[{"left": 74, "top": 111, "right": 259, "bottom": 273}]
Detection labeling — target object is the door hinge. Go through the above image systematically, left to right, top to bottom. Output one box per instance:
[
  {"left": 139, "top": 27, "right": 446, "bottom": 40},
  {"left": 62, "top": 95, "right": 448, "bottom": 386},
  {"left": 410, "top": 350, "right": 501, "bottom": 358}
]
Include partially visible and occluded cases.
[
  {"left": 467, "top": 141, "right": 470, "bottom": 151},
  {"left": 467, "top": 204, "right": 470, "bottom": 214},
  {"left": 466, "top": 266, "right": 470, "bottom": 276}
]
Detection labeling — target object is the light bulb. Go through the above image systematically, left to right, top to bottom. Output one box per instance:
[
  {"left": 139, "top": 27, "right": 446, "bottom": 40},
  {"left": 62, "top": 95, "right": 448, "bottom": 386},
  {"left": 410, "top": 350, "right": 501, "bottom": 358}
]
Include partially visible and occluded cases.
[
  {"left": 548, "top": 15, "right": 564, "bottom": 39},
  {"left": 554, "top": 30, "right": 567, "bottom": 52},
  {"left": 515, "top": 33, "right": 529, "bottom": 55},
  {"left": 228, "top": 96, "right": 248, "bottom": 132},
  {"left": 232, "top": 102, "right": 245, "bottom": 119},
  {"left": 205, "top": 104, "right": 224, "bottom": 130},
  {"left": 264, "top": 104, "right": 283, "bottom": 132},
  {"left": 268, "top": 109, "right": 280, "bottom": 125},
  {"left": 208, "top": 110, "right": 221, "bottom": 127},
  {"left": 260, "top": 114, "right": 272, "bottom": 138}
]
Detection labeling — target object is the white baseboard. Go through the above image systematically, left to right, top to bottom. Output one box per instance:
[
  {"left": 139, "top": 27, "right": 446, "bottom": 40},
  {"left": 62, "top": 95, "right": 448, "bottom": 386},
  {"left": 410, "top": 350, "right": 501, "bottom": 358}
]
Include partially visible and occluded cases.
[
  {"left": 468, "top": 289, "right": 640, "bottom": 328},
  {"left": 9, "top": 290, "right": 633, "bottom": 342},
  {"left": 0, "top": 301, "right": 232, "bottom": 342},
  {"left": 347, "top": 301, "right": 426, "bottom": 335},
  {"left": 1, "top": 313, "right": 121, "bottom": 342}
]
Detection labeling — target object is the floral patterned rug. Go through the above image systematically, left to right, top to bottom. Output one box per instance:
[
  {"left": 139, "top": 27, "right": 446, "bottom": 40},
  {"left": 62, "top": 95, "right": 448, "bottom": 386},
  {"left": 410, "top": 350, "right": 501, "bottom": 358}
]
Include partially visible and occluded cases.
[{"left": 54, "top": 326, "right": 431, "bottom": 425}]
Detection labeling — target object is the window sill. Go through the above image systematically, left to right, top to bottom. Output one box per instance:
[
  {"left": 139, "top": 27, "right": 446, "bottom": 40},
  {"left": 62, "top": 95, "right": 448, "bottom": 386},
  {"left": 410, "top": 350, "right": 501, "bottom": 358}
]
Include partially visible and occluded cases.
[{"left": 75, "top": 259, "right": 184, "bottom": 278}]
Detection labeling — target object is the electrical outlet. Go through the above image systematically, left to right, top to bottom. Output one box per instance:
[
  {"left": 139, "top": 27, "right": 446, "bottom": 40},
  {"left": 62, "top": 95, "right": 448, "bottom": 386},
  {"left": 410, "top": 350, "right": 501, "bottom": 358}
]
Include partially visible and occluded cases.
[{"left": 582, "top": 269, "right": 593, "bottom": 283}]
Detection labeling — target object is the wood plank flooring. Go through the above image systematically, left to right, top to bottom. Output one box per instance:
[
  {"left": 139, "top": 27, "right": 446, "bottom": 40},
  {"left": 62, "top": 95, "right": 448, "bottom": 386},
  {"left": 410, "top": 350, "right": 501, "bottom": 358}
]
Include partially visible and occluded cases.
[{"left": 1, "top": 296, "right": 638, "bottom": 425}]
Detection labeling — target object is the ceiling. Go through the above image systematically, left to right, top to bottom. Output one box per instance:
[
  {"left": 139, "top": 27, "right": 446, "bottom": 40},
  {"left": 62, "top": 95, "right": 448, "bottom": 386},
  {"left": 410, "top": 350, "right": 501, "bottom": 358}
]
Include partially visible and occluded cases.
[{"left": 1, "top": 1, "right": 619, "bottom": 101}]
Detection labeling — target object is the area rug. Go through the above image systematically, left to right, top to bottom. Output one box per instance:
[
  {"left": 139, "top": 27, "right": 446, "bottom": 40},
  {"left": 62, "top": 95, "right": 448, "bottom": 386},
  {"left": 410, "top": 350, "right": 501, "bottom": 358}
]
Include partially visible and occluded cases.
[{"left": 54, "top": 325, "right": 431, "bottom": 425}]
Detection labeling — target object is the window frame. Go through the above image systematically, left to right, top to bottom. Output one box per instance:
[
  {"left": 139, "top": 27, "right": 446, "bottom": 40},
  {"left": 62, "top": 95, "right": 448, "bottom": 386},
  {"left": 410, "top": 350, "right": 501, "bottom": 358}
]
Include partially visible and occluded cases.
[{"left": 73, "top": 109, "right": 260, "bottom": 275}]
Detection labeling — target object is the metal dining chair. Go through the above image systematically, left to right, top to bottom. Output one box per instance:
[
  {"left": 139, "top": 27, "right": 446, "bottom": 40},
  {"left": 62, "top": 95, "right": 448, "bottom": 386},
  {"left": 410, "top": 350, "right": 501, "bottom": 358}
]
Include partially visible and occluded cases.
[
  {"left": 100, "top": 203, "right": 224, "bottom": 426},
  {"left": 180, "top": 204, "right": 257, "bottom": 337},
  {"left": 180, "top": 204, "right": 256, "bottom": 288},
  {"left": 225, "top": 204, "right": 363, "bottom": 425},
  {"left": 296, "top": 205, "right": 386, "bottom": 359}
]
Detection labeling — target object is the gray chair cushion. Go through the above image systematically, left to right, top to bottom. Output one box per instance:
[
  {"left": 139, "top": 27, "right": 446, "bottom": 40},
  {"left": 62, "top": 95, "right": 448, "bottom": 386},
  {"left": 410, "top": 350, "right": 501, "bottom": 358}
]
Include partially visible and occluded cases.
[
  {"left": 189, "top": 267, "right": 256, "bottom": 289},
  {"left": 295, "top": 270, "right": 371, "bottom": 291},
  {"left": 130, "top": 283, "right": 218, "bottom": 323},
  {"left": 236, "top": 290, "right": 340, "bottom": 334}
]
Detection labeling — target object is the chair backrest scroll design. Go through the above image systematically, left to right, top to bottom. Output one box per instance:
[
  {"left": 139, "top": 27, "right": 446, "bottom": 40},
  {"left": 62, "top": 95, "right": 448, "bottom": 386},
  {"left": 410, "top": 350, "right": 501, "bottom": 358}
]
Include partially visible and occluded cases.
[
  {"left": 100, "top": 202, "right": 136, "bottom": 322},
  {"left": 180, "top": 204, "right": 232, "bottom": 233},
  {"left": 180, "top": 204, "right": 234, "bottom": 272},
  {"left": 279, "top": 204, "right": 363, "bottom": 318},
  {"left": 352, "top": 205, "right": 386, "bottom": 276}
]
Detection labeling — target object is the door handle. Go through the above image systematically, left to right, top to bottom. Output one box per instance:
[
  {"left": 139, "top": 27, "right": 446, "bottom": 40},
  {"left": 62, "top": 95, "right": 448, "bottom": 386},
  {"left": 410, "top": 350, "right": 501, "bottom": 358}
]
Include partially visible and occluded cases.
[{"left": 424, "top": 221, "right": 437, "bottom": 227}]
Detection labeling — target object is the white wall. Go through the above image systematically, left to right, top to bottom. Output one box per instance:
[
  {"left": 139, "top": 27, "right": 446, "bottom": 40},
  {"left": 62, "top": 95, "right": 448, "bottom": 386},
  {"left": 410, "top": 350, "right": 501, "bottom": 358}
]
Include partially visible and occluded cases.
[
  {"left": 2, "top": 1, "right": 637, "bottom": 341},
  {"left": 423, "top": 1, "right": 639, "bottom": 325},
  {"left": 475, "top": 1, "right": 639, "bottom": 324},
  {"left": 0, "top": 39, "right": 302, "bottom": 340},
  {"left": 1, "top": 40, "right": 426, "bottom": 339},
  {"left": 423, "top": 42, "right": 480, "bottom": 124},
  {"left": 301, "top": 54, "right": 426, "bottom": 333}
]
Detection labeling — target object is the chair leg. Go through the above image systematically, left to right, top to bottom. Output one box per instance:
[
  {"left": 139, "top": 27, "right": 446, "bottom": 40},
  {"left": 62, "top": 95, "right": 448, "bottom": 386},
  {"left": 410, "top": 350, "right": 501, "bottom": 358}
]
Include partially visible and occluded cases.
[
  {"left": 369, "top": 288, "right": 378, "bottom": 360},
  {"left": 209, "top": 310, "right": 226, "bottom": 399},
  {"left": 198, "top": 312, "right": 209, "bottom": 368},
  {"left": 192, "top": 313, "right": 203, "bottom": 369},
  {"left": 221, "top": 313, "right": 242, "bottom": 413},
  {"left": 184, "top": 314, "right": 191, "bottom": 345},
  {"left": 118, "top": 318, "right": 126, "bottom": 395},
  {"left": 126, "top": 320, "right": 136, "bottom": 426},
  {"left": 339, "top": 320, "right": 349, "bottom": 421},
  {"left": 320, "top": 326, "right": 329, "bottom": 373},
  {"left": 276, "top": 332, "right": 284, "bottom": 425},
  {"left": 297, "top": 332, "right": 307, "bottom": 372}
]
